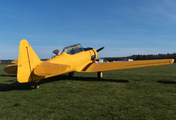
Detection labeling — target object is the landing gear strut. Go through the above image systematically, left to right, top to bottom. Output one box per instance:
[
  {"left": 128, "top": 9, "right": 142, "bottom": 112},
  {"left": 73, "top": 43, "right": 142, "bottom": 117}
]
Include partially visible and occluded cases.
[
  {"left": 97, "top": 71, "right": 103, "bottom": 78},
  {"left": 34, "top": 80, "right": 40, "bottom": 89}
]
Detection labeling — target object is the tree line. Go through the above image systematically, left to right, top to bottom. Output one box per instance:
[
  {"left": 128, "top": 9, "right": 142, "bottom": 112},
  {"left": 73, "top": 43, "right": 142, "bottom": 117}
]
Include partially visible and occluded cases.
[
  {"left": 101, "top": 53, "right": 176, "bottom": 62},
  {"left": 127, "top": 53, "right": 176, "bottom": 60}
]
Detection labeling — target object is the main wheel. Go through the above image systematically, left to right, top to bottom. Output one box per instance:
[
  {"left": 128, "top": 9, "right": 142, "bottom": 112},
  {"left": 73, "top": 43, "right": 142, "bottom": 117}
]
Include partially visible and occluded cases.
[
  {"left": 69, "top": 72, "right": 74, "bottom": 77},
  {"left": 97, "top": 72, "right": 103, "bottom": 78}
]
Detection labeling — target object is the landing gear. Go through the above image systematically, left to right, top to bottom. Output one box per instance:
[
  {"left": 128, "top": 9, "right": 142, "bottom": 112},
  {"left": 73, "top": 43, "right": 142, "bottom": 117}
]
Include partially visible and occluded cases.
[
  {"left": 97, "top": 71, "right": 103, "bottom": 78},
  {"left": 69, "top": 72, "right": 74, "bottom": 77},
  {"left": 34, "top": 80, "right": 40, "bottom": 89},
  {"left": 34, "top": 84, "right": 40, "bottom": 89}
]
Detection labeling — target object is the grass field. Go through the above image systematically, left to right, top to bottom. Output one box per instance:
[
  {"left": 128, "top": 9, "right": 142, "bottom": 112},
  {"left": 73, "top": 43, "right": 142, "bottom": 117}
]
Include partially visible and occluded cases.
[{"left": 0, "top": 63, "right": 176, "bottom": 120}]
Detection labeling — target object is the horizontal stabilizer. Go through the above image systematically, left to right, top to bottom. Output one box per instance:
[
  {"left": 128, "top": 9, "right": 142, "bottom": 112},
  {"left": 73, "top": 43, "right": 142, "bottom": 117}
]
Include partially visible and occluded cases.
[
  {"left": 11, "top": 59, "right": 18, "bottom": 64},
  {"left": 82, "top": 59, "right": 174, "bottom": 72},
  {"left": 34, "top": 62, "right": 70, "bottom": 77},
  {"left": 4, "top": 64, "right": 18, "bottom": 74}
]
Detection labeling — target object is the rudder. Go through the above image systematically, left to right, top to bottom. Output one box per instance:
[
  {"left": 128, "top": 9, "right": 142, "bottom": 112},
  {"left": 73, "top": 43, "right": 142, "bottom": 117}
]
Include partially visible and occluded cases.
[{"left": 17, "top": 39, "right": 41, "bottom": 83}]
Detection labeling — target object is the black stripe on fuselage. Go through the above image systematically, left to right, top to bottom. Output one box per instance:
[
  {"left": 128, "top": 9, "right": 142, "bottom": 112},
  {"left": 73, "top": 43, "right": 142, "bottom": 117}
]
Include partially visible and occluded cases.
[{"left": 82, "top": 63, "right": 93, "bottom": 71}]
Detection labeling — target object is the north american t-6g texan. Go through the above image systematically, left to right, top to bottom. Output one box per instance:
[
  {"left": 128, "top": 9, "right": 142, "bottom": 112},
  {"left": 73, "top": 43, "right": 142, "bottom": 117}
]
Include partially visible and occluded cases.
[{"left": 4, "top": 39, "right": 174, "bottom": 89}]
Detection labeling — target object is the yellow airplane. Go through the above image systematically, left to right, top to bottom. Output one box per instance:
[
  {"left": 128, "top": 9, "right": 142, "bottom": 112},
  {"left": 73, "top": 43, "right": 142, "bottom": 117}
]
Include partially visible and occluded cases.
[{"left": 4, "top": 39, "right": 174, "bottom": 89}]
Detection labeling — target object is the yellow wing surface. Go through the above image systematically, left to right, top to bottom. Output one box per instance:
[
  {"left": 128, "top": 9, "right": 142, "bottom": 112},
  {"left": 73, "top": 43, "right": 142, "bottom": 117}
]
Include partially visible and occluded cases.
[{"left": 82, "top": 59, "right": 174, "bottom": 72}]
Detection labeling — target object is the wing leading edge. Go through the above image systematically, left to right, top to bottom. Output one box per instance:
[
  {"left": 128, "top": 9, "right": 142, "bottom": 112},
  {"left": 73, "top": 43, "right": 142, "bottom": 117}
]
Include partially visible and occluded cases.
[{"left": 82, "top": 59, "right": 174, "bottom": 72}]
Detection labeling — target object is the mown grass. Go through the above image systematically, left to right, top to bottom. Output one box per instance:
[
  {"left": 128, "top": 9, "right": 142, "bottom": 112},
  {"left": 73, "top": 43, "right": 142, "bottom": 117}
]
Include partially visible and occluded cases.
[{"left": 0, "top": 63, "right": 176, "bottom": 119}]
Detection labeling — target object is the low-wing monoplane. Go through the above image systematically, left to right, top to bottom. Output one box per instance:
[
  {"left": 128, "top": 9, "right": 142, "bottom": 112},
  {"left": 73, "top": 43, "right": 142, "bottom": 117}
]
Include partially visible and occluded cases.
[{"left": 4, "top": 39, "right": 174, "bottom": 89}]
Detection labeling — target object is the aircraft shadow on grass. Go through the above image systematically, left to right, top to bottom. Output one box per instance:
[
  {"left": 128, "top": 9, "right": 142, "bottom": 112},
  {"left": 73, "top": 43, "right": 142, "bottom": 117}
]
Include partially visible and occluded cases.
[
  {"left": 0, "top": 74, "right": 129, "bottom": 92},
  {"left": 0, "top": 75, "right": 17, "bottom": 77},
  {"left": 157, "top": 80, "right": 176, "bottom": 84}
]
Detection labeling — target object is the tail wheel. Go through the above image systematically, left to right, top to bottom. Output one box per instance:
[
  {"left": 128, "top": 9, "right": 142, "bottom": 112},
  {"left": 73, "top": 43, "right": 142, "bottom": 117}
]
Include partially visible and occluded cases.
[
  {"left": 98, "top": 71, "right": 103, "bottom": 78},
  {"left": 69, "top": 72, "right": 74, "bottom": 77},
  {"left": 34, "top": 84, "right": 40, "bottom": 89}
]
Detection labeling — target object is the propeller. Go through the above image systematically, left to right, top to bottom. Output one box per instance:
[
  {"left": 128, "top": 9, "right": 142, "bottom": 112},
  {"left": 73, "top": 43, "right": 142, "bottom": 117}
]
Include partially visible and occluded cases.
[{"left": 96, "top": 47, "right": 104, "bottom": 52}]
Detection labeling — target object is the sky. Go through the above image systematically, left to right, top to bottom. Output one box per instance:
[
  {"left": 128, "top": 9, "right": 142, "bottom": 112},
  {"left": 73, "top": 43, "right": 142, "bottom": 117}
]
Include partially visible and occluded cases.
[{"left": 0, "top": 0, "right": 176, "bottom": 59}]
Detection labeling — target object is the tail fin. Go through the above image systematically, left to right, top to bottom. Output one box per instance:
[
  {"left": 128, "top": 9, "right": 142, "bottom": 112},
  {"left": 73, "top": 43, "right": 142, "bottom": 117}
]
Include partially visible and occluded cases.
[{"left": 17, "top": 39, "right": 41, "bottom": 83}]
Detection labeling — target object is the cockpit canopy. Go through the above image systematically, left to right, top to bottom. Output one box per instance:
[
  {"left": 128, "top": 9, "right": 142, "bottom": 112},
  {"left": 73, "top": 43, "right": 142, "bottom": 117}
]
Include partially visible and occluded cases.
[{"left": 62, "top": 43, "right": 85, "bottom": 55}]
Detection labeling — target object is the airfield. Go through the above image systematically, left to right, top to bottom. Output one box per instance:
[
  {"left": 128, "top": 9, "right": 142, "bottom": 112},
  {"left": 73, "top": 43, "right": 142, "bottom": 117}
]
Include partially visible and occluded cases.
[{"left": 0, "top": 63, "right": 176, "bottom": 119}]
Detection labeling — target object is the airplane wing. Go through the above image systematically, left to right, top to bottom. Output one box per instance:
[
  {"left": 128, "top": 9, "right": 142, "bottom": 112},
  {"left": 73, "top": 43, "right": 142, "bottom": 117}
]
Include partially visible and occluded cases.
[
  {"left": 82, "top": 59, "right": 174, "bottom": 72},
  {"left": 33, "top": 62, "right": 70, "bottom": 77}
]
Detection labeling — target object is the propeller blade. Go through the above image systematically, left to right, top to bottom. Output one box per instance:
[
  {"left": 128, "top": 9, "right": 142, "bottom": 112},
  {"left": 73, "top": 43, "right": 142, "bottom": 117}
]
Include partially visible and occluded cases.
[{"left": 96, "top": 47, "right": 104, "bottom": 52}]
